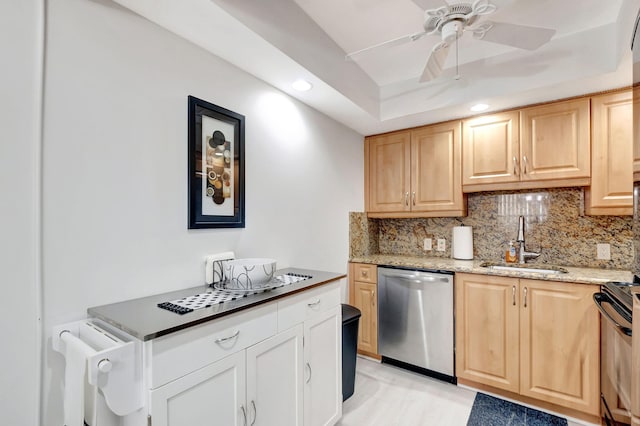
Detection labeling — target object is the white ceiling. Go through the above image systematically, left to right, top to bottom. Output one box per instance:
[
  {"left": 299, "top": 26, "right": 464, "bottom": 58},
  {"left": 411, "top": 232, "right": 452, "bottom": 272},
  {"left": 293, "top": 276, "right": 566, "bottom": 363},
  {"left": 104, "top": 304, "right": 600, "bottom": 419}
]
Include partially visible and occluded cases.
[{"left": 113, "top": 0, "right": 638, "bottom": 135}]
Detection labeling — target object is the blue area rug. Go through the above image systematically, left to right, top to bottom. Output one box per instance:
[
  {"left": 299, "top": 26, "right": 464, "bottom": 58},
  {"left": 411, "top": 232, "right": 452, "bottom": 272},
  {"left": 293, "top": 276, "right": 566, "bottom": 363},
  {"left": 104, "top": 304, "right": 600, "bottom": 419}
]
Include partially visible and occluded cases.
[{"left": 467, "top": 393, "right": 568, "bottom": 426}]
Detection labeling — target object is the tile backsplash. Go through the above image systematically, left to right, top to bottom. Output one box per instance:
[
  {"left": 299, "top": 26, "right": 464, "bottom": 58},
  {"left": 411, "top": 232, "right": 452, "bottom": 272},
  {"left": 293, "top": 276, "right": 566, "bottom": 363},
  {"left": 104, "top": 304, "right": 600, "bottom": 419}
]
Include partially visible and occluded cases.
[{"left": 351, "top": 187, "right": 633, "bottom": 269}]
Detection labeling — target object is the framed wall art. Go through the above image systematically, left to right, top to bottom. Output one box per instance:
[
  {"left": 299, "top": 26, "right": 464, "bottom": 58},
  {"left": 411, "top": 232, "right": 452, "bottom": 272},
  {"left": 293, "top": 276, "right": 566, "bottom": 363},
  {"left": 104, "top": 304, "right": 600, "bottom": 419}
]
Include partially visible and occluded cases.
[{"left": 188, "top": 96, "right": 245, "bottom": 228}]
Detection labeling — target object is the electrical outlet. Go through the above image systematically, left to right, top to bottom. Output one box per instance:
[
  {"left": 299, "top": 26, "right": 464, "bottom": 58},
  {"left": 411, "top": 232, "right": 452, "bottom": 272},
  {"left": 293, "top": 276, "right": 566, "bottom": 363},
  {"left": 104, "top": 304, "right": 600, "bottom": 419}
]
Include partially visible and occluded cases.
[
  {"left": 423, "top": 238, "right": 432, "bottom": 251},
  {"left": 437, "top": 238, "right": 446, "bottom": 252},
  {"left": 597, "top": 243, "right": 611, "bottom": 260}
]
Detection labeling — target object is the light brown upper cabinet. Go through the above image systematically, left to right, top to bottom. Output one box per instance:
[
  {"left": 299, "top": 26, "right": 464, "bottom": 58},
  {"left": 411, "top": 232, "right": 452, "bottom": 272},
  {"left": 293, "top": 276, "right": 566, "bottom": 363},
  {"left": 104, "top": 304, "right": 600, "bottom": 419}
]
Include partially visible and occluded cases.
[
  {"left": 586, "top": 90, "right": 633, "bottom": 215},
  {"left": 462, "top": 99, "right": 591, "bottom": 192},
  {"left": 462, "top": 111, "right": 520, "bottom": 187},
  {"left": 365, "top": 121, "right": 466, "bottom": 218}
]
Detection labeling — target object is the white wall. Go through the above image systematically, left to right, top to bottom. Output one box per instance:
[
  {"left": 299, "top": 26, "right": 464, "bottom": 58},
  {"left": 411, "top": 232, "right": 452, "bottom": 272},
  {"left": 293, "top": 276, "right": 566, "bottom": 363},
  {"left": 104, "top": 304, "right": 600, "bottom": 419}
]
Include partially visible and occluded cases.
[
  {"left": 41, "top": 0, "right": 363, "bottom": 423},
  {"left": 0, "top": 1, "right": 43, "bottom": 425}
]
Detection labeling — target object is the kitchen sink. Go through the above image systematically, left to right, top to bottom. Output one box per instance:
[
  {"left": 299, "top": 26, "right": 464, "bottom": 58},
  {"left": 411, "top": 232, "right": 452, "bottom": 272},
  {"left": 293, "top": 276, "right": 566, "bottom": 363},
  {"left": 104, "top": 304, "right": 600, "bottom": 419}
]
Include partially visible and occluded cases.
[{"left": 479, "top": 262, "right": 568, "bottom": 275}]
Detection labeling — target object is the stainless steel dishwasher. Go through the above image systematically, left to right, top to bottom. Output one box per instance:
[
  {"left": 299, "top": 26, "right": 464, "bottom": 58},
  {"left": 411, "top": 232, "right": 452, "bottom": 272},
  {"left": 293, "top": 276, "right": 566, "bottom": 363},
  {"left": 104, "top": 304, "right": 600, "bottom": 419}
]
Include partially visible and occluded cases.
[{"left": 377, "top": 267, "right": 455, "bottom": 383}]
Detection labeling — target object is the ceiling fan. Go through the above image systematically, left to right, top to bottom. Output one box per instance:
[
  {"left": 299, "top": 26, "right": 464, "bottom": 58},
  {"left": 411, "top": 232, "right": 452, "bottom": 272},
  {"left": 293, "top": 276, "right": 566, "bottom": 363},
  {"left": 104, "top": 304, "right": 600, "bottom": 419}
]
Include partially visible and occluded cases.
[{"left": 346, "top": 0, "right": 556, "bottom": 83}]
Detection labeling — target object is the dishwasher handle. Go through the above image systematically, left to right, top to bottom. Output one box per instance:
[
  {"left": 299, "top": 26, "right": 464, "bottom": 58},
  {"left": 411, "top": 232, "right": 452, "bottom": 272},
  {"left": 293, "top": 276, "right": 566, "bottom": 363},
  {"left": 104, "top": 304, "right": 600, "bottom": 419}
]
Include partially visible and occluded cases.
[{"left": 380, "top": 271, "right": 450, "bottom": 284}]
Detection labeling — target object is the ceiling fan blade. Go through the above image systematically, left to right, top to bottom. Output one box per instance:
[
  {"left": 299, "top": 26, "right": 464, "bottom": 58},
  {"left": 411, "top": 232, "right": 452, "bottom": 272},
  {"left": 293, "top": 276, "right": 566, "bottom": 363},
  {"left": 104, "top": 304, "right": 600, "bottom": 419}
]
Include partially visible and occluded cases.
[
  {"left": 411, "top": 0, "right": 448, "bottom": 11},
  {"left": 474, "top": 21, "right": 555, "bottom": 50},
  {"left": 345, "top": 31, "right": 428, "bottom": 60},
  {"left": 419, "top": 42, "right": 450, "bottom": 82}
]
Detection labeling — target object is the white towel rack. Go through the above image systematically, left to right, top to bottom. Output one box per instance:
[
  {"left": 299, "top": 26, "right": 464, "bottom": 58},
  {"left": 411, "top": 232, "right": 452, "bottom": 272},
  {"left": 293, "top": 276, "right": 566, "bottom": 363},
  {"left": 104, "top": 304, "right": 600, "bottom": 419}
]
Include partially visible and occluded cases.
[{"left": 53, "top": 319, "right": 144, "bottom": 416}]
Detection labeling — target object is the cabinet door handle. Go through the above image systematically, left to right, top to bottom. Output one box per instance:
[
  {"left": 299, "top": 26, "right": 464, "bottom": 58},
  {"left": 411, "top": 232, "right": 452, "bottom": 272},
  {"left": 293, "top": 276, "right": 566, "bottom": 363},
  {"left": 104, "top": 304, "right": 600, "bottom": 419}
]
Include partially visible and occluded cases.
[
  {"left": 522, "top": 155, "right": 528, "bottom": 174},
  {"left": 513, "top": 156, "right": 519, "bottom": 175},
  {"left": 412, "top": 191, "right": 416, "bottom": 206},
  {"left": 405, "top": 192, "right": 409, "bottom": 206},
  {"left": 512, "top": 285, "right": 516, "bottom": 306},
  {"left": 523, "top": 287, "right": 528, "bottom": 308},
  {"left": 371, "top": 290, "right": 375, "bottom": 306},
  {"left": 307, "top": 299, "right": 321, "bottom": 308},
  {"left": 215, "top": 330, "right": 240, "bottom": 343},
  {"left": 306, "top": 362, "right": 312, "bottom": 384},
  {"left": 250, "top": 400, "right": 257, "bottom": 426},
  {"left": 240, "top": 405, "right": 247, "bottom": 426}
]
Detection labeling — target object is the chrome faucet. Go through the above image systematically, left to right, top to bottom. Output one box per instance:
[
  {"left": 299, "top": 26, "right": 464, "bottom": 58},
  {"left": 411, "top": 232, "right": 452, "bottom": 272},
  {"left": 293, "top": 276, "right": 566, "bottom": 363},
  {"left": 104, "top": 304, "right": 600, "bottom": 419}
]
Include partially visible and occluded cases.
[{"left": 516, "top": 215, "right": 540, "bottom": 264}]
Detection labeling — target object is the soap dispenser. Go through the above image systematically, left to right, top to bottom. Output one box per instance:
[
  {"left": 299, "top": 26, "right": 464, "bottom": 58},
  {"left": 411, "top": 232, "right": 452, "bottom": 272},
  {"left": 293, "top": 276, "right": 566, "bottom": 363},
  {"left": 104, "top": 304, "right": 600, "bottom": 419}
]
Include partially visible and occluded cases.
[{"left": 505, "top": 241, "right": 517, "bottom": 263}]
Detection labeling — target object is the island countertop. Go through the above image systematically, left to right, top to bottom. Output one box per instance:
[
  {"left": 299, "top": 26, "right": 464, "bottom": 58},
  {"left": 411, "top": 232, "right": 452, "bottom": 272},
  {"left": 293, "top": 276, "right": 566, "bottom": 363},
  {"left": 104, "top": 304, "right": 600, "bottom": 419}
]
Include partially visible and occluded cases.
[
  {"left": 350, "top": 255, "right": 632, "bottom": 285},
  {"left": 88, "top": 268, "right": 345, "bottom": 341}
]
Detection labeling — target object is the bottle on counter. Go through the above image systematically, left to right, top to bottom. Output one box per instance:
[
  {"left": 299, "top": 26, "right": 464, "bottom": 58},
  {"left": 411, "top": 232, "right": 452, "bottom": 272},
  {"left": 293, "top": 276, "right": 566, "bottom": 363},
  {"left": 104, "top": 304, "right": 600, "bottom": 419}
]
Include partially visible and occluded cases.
[{"left": 505, "top": 241, "right": 517, "bottom": 263}]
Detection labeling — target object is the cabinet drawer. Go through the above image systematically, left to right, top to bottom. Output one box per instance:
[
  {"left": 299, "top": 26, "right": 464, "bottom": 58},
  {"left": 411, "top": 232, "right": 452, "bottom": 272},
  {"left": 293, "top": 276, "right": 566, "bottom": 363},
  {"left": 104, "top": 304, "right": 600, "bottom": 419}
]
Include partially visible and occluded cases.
[
  {"left": 353, "top": 263, "right": 377, "bottom": 283},
  {"left": 277, "top": 282, "right": 341, "bottom": 332},
  {"left": 149, "top": 302, "right": 277, "bottom": 388}
]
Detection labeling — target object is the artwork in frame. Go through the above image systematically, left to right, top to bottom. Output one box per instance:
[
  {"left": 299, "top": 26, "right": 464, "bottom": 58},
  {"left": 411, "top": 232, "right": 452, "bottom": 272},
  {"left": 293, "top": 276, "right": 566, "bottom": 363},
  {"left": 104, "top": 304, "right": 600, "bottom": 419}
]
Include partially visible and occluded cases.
[{"left": 188, "top": 96, "right": 245, "bottom": 228}]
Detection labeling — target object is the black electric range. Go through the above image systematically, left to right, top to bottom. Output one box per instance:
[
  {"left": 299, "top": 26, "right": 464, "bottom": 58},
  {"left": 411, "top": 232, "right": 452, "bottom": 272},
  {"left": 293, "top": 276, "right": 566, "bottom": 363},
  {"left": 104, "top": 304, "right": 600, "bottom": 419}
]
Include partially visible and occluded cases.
[{"left": 603, "top": 276, "right": 640, "bottom": 313}]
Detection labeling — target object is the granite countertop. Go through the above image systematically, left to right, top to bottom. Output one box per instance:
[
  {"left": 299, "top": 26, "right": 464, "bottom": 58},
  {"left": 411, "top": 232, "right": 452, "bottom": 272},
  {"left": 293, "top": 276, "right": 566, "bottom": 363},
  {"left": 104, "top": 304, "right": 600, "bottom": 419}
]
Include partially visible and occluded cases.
[
  {"left": 350, "top": 255, "right": 633, "bottom": 285},
  {"left": 88, "top": 268, "right": 345, "bottom": 341}
]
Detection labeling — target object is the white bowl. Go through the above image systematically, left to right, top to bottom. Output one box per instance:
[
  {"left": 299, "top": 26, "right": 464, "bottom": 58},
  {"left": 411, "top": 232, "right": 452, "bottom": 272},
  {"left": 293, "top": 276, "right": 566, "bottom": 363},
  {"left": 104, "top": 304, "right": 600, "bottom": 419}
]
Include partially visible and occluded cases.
[{"left": 223, "top": 258, "right": 277, "bottom": 290}]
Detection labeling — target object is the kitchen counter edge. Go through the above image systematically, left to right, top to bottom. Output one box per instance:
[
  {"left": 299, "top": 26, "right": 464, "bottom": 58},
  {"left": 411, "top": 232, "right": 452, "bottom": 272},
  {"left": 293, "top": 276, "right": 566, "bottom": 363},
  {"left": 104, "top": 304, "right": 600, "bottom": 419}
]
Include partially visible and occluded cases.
[
  {"left": 349, "top": 255, "right": 632, "bottom": 285},
  {"left": 88, "top": 268, "right": 346, "bottom": 341}
]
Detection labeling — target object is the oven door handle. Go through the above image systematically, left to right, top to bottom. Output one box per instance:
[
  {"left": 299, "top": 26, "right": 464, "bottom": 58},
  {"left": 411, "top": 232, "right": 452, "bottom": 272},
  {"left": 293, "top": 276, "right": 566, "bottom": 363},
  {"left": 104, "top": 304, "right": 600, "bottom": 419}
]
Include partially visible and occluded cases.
[{"left": 593, "top": 293, "right": 633, "bottom": 337}]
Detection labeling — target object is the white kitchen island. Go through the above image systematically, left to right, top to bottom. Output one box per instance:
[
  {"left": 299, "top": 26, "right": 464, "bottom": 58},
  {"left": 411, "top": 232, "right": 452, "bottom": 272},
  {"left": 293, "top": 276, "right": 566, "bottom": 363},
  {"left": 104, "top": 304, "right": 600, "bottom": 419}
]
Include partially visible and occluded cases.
[{"left": 86, "top": 268, "right": 345, "bottom": 426}]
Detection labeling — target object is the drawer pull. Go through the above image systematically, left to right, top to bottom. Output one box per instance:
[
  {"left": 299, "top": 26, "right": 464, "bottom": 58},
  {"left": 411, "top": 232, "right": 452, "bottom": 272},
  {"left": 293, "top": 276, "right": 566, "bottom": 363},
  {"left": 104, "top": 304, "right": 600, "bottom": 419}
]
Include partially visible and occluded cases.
[
  {"left": 307, "top": 299, "right": 321, "bottom": 308},
  {"left": 214, "top": 330, "right": 240, "bottom": 343},
  {"left": 250, "top": 400, "right": 257, "bottom": 426},
  {"left": 241, "top": 405, "right": 247, "bottom": 426}
]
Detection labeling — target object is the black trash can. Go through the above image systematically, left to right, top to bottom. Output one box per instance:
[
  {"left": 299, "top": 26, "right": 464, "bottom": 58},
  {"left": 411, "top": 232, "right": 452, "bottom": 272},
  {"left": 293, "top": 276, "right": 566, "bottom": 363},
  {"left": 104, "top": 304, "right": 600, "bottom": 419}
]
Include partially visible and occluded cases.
[{"left": 342, "top": 303, "right": 361, "bottom": 402}]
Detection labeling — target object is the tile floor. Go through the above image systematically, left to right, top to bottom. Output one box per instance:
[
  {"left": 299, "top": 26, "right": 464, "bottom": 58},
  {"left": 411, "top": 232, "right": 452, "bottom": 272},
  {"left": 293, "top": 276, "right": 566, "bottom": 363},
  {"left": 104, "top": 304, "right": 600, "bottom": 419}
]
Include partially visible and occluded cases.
[{"left": 338, "top": 357, "right": 591, "bottom": 426}]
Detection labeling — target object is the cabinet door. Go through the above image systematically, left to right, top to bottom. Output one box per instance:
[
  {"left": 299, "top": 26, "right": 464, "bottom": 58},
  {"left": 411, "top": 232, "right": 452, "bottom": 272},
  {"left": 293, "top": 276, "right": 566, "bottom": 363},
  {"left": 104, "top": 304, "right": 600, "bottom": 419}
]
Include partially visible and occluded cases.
[
  {"left": 633, "top": 87, "right": 640, "bottom": 181},
  {"left": 586, "top": 91, "right": 633, "bottom": 215},
  {"left": 520, "top": 99, "right": 590, "bottom": 181},
  {"left": 462, "top": 111, "right": 520, "bottom": 186},
  {"left": 411, "top": 121, "right": 465, "bottom": 213},
  {"left": 366, "top": 132, "right": 411, "bottom": 212},
  {"left": 455, "top": 273, "right": 519, "bottom": 393},
  {"left": 519, "top": 279, "right": 600, "bottom": 415},
  {"left": 353, "top": 281, "right": 377, "bottom": 355},
  {"left": 304, "top": 305, "right": 341, "bottom": 426},
  {"left": 246, "top": 325, "right": 303, "bottom": 426},
  {"left": 150, "top": 351, "right": 246, "bottom": 426}
]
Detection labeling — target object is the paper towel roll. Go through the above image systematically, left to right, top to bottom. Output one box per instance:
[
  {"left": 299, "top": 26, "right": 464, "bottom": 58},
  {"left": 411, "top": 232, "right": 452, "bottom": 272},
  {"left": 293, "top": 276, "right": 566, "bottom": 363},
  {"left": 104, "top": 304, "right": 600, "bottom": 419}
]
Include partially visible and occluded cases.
[{"left": 452, "top": 226, "right": 473, "bottom": 260}]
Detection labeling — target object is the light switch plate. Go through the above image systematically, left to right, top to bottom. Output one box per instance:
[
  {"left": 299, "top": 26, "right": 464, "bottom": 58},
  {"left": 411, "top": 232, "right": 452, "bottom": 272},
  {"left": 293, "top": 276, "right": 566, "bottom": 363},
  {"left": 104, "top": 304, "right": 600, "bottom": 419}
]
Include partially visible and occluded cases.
[
  {"left": 423, "top": 238, "right": 432, "bottom": 251},
  {"left": 437, "top": 239, "right": 446, "bottom": 252},
  {"left": 596, "top": 244, "right": 610, "bottom": 260}
]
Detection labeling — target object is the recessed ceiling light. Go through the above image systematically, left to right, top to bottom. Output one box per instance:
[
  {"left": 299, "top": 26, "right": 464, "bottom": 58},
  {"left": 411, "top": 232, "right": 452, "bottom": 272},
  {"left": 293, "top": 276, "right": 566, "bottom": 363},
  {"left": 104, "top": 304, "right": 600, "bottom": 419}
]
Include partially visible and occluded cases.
[
  {"left": 292, "top": 79, "right": 312, "bottom": 92},
  {"left": 470, "top": 103, "right": 489, "bottom": 112}
]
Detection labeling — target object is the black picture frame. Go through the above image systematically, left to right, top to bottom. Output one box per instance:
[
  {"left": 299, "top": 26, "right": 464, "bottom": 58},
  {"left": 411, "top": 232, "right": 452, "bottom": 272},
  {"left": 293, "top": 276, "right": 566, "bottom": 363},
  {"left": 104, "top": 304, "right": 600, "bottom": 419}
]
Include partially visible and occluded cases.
[{"left": 188, "top": 96, "right": 245, "bottom": 228}]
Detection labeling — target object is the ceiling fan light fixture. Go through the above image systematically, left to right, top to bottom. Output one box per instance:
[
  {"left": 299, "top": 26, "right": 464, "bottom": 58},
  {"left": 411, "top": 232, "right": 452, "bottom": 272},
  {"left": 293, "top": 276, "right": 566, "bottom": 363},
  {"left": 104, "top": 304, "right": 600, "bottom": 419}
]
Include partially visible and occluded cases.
[
  {"left": 441, "top": 20, "right": 464, "bottom": 43},
  {"left": 291, "top": 79, "right": 313, "bottom": 92},
  {"left": 470, "top": 103, "right": 489, "bottom": 112}
]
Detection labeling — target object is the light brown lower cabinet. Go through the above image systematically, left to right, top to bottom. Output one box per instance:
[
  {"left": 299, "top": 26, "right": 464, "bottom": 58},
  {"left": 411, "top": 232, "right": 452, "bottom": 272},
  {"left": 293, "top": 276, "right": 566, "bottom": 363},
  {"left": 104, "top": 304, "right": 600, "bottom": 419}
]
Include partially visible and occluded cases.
[
  {"left": 349, "top": 263, "right": 379, "bottom": 357},
  {"left": 455, "top": 273, "right": 600, "bottom": 417},
  {"left": 353, "top": 281, "right": 378, "bottom": 355}
]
